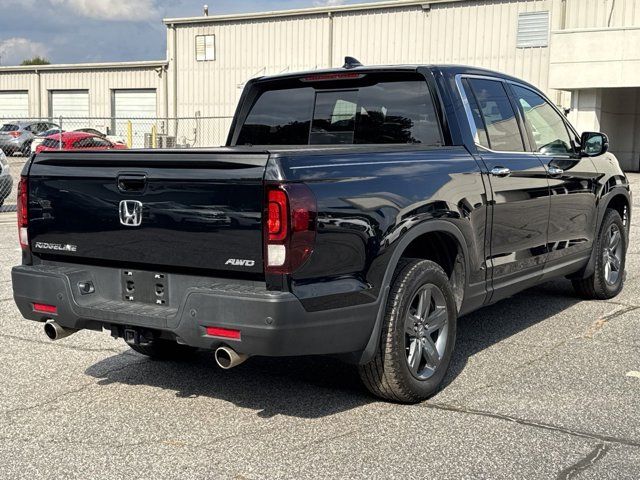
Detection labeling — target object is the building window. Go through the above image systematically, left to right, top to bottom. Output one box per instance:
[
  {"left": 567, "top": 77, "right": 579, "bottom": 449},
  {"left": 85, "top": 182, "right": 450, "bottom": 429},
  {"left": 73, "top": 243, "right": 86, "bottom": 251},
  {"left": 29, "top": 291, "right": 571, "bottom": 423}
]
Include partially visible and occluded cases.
[
  {"left": 517, "top": 11, "right": 549, "bottom": 48},
  {"left": 195, "top": 35, "right": 215, "bottom": 61}
]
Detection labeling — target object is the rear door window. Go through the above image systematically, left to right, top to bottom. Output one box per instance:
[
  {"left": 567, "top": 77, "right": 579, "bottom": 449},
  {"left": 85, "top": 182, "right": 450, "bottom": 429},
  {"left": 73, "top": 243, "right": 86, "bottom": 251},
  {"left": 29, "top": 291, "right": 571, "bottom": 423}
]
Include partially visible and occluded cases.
[
  {"left": 237, "top": 73, "right": 442, "bottom": 146},
  {"left": 466, "top": 78, "right": 525, "bottom": 152},
  {"left": 462, "top": 79, "right": 490, "bottom": 148}
]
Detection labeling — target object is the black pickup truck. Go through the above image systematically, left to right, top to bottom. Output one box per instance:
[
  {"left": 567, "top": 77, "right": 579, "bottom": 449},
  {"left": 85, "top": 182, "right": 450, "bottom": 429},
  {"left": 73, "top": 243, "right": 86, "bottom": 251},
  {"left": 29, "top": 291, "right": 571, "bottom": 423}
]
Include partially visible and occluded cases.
[{"left": 12, "top": 62, "right": 631, "bottom": 402}]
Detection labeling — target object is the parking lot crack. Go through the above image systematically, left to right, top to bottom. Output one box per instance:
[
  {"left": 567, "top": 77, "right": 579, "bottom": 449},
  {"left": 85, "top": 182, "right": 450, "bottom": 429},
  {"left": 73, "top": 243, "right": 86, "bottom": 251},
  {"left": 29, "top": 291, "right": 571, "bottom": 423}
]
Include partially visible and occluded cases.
[
  {"left": 583, "top": 305, "right": 639, "bottom": 339},
  {"left": 423, "top": 402, "right": 640, "bottom": 448},
  {"left": 556, "top": 443, "right": 609, "bottom": 479}
]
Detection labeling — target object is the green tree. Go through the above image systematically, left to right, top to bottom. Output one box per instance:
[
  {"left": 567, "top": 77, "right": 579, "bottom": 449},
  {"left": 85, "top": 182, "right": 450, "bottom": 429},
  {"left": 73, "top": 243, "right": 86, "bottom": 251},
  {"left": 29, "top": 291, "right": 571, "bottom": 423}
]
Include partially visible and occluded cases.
[{"left": 20, "top": 56, "right": 50, "bottom": 66}]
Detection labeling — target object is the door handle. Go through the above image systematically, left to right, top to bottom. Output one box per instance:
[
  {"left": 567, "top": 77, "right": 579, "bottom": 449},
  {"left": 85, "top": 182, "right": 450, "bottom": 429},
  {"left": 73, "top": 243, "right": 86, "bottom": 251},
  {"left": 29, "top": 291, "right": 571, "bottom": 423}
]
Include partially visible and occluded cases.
[
  {"left": 548, "top": 166, "right": 564, "bottom": 176},
  {"left": 490, "top": 167, "right": 511, "bottom": 177}
]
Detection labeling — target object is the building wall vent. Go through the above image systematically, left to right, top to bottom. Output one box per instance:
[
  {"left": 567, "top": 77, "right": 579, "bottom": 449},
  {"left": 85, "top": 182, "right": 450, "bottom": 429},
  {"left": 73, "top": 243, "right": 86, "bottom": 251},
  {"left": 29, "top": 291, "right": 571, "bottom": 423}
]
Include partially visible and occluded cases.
[
  {"left": 517, "top": 11, "right": 550, "bottom": 48},
  {"left": 196, "top": 35, "right": 216, "bottom": 61}
]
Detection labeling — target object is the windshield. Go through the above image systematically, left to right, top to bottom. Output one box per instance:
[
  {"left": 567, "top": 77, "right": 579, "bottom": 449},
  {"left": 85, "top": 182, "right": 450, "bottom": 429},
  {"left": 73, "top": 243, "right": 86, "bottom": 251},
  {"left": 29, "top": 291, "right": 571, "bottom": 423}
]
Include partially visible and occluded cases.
[
  {"left": 236, "top": 72, "right": 442, "bottom": 146},
  {"left": 41, "top": 129, "right": 62, "bottom": 136}
]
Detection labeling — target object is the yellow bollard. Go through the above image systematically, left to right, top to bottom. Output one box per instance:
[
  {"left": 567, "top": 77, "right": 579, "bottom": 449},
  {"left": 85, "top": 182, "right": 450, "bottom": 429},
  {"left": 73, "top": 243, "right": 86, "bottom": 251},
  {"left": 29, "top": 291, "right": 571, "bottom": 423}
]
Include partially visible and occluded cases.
[
  {"left": 126, "top": 121, "right": 133, "bottom": 148},
  {"left": 151, "top": 124, "right": 157, "bottom": 149}
]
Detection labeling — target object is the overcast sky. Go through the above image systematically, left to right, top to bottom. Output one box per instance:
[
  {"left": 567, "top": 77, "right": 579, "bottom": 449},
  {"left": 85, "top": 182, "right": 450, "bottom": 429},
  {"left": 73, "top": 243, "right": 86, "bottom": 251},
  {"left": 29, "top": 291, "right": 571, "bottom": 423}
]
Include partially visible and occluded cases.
[{"left": 0, "top": 0, "right": 386, "bottom": 66}]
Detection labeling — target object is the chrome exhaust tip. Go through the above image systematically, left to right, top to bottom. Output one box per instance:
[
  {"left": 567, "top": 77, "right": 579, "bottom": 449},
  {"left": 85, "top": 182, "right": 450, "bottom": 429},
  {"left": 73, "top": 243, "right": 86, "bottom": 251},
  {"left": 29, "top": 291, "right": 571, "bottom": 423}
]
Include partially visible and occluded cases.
[
  {"left": 44, "top": 319, "right": 77, "bottom": 341},
  {"left": 214, "top": 346, "right": 248, "bottom": 369}
]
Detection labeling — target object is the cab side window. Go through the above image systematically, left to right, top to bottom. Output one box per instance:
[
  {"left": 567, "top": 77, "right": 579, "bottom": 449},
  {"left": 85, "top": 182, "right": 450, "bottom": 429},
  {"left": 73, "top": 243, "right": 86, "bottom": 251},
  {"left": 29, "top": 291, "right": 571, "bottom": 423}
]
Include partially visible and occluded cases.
[
  {"left": 466, "top": 78, "right": 525, "bottom": 152},
  {"left": 462, "top": 79, "right": 489, "bottom": 148},
  {"left": 511, "top": 85, "right": 573, "bottom": 155}
]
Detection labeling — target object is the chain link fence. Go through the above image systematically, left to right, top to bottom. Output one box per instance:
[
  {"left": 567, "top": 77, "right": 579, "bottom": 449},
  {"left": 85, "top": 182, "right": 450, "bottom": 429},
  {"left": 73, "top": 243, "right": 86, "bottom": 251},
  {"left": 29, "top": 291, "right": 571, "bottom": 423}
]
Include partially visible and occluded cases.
[{"left": 0, "top": 116, "right": 234, "bottom": 209}]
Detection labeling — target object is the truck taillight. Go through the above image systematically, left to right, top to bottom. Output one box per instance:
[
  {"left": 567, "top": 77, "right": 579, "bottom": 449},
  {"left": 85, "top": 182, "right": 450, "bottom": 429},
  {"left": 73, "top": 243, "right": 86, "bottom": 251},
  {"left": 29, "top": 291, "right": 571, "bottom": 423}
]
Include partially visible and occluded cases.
[
  {"left": 8, "top": 131, "right": 21, "bottom": 138},
  {"left": 17, "top": 176, "right": 28, "bottom": 249},
  {"left": 264, "top": 184, "right": 316, "bottom": 274},
  {"left": 267, "top": 189, "right": 288, "bottom": 242}
]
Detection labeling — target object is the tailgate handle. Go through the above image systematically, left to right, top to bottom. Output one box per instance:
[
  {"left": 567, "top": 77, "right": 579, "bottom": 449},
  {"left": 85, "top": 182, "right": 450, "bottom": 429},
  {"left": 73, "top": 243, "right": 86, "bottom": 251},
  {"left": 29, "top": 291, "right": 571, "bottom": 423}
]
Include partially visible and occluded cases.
[{"left": 117, "top": 174, "right": 147, "bottom": 193}]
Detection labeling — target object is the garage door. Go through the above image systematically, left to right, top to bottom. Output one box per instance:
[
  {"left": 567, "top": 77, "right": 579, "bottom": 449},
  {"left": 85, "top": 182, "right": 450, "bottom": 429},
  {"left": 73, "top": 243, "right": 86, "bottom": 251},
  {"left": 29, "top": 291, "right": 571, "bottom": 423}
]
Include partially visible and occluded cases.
[
  {"left": 114, "top": 89, "right": 156, "bottom": 148},
  {"left": 50, "top": 90, "right": 89, "bottom": 118},
  {"left": 0, "top": 91, "right": 29, "bottom": 119}
]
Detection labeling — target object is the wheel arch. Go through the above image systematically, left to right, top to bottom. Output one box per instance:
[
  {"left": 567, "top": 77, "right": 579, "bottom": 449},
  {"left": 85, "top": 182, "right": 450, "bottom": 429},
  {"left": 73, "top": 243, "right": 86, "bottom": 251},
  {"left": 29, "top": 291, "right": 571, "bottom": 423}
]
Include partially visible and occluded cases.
[
  {"left": 573, "top": 187, "right": 631, "bottom": 280},
  {"left": 605, "top": 192, "right": 630, "bottom": 228},
  {"left": 356, "top": 220, "right": 470, "bottom": 365}
]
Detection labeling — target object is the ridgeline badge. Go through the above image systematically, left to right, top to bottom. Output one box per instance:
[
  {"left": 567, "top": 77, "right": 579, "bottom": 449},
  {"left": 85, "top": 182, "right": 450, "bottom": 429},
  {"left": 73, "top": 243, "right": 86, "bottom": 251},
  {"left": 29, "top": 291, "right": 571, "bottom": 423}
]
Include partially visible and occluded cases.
[{"left": 34, "top": 242, "right": 78, "bottom": 252}]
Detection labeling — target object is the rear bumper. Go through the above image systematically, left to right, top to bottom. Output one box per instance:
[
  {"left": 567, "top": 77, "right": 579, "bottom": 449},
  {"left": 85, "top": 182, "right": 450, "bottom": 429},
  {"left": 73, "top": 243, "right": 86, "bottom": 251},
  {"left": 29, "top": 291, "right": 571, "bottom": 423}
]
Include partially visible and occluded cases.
[
  {"left": 0, "top": 139, "right": 22, "bottom": 151},
  {"left": 12, "top": 264, "right": 378, "bottom": 357}
]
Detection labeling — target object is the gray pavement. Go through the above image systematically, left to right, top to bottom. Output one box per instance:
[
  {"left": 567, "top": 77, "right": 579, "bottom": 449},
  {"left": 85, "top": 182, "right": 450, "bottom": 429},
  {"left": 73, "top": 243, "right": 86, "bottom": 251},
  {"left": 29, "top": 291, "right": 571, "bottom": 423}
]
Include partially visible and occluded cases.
[{"left": 0, "top": 175, "right": 639, "bottom": 479}]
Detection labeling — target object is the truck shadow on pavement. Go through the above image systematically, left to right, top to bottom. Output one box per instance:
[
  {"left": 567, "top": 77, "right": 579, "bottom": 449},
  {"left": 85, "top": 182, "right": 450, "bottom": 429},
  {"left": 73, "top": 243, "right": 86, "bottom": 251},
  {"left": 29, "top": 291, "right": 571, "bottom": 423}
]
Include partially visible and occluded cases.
[{"left": 85, "top": 279, "right": 581, "bottom": 419}]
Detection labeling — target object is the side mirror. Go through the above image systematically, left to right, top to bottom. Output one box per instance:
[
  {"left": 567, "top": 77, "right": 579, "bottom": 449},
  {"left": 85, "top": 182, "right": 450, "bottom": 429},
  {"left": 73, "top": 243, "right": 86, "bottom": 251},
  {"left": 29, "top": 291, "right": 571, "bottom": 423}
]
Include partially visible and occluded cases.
[{"left": 580, "top": 132, "right": 609, "bottom": 157}]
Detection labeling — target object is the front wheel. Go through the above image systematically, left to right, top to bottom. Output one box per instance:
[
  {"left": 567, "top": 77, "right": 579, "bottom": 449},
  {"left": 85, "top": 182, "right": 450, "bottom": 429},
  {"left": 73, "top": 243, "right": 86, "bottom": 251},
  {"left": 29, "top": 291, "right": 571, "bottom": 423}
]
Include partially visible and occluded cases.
[
  {"left": 572, "top": 208, "right": 627, "bottom": 299},
  {"left": 359, "top": 259, "right": 457, "bottom": 403}
]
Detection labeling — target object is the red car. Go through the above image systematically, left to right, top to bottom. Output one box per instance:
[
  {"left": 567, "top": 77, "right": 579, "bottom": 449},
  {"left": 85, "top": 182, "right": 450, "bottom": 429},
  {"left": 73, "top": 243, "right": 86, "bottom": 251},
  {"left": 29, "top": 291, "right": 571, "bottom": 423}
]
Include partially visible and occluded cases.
[{"left": 35, "top": 132, "right": 128, "bottom": 153}]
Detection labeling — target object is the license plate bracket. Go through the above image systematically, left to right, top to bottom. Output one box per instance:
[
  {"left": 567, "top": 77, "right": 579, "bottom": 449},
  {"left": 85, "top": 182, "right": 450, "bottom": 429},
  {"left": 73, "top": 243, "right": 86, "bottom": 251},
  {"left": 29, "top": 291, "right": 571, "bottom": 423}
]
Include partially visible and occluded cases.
[{"left": 121, "top": 270, "right": 169, "bottom": 306}]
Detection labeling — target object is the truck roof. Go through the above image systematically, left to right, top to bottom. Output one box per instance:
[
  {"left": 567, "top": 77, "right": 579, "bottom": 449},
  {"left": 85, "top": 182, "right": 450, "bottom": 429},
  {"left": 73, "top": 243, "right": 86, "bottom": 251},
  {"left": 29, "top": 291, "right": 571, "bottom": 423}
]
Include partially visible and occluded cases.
[{"left": 252, "top": 63, "right": 542, "bottom": 93}]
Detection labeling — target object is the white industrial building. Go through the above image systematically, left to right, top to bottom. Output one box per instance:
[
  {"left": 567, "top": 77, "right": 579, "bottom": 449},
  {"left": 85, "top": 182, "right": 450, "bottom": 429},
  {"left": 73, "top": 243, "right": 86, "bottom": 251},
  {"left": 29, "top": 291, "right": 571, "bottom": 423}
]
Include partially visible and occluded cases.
[{"left": 1, "top": 0, "right": 639, "bottom": 169}]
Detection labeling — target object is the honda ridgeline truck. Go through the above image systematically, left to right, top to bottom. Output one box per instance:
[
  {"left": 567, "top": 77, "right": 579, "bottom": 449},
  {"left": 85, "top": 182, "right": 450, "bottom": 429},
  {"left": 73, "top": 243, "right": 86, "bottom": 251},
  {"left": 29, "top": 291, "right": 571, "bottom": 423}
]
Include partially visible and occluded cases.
[{"left": 12, "top": 61, "right": 631, "bottom": 402}]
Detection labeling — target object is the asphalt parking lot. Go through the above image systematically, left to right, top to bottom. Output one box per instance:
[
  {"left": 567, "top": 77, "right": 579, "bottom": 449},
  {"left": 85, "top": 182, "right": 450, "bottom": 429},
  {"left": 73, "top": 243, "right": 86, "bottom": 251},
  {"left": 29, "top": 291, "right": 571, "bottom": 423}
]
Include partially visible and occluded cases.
[{"left": 0, "top": 174, "right": 639, "bottom": 480}]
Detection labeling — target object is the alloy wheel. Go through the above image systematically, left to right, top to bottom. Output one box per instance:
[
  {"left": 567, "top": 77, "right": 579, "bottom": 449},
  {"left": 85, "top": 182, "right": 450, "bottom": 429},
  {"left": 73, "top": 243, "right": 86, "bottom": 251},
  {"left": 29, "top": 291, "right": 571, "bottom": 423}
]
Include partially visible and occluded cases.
[
  {"left": 603, "top": 223, "right": 623, "bottom": 286},
  {"left": 404, "top": 284, "right": 448, "bottom": 380}
]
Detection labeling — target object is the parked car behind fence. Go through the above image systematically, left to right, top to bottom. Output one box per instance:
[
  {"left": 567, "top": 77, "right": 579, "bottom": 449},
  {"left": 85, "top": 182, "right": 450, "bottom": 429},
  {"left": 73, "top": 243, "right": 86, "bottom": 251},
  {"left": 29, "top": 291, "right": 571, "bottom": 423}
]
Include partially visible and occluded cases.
[
  {"left": 0, "top": 116, "right": 233, "bottom": 152},
  {"left": 0, "top": 116, "right": 234, "bottom": 206},
  {"left": 0, "top": 121, "right": 59, "bottom": 156},
  {"left": 35, "top": 132, "right": 129, "bottom": 153}
]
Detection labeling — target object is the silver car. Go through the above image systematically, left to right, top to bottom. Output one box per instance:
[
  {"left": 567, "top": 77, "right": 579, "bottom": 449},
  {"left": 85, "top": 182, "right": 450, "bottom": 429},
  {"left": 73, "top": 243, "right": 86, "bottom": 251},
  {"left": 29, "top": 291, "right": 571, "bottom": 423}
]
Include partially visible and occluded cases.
[{"left": 0, "top": 121, "right": 60, "bottom": 156}]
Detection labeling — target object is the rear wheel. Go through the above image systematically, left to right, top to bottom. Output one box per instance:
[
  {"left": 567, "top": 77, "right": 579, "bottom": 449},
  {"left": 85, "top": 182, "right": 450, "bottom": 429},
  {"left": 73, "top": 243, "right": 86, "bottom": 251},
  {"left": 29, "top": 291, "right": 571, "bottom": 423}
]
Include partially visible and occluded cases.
[
  {"left": 572, "top": 208, "right": 627, "bottom": 299},
  {"left": 359, "top": 258, "right": 457, "bottom": 403},
  {"left": 127, "top": 339, "right": 198, "bottom": 360}
]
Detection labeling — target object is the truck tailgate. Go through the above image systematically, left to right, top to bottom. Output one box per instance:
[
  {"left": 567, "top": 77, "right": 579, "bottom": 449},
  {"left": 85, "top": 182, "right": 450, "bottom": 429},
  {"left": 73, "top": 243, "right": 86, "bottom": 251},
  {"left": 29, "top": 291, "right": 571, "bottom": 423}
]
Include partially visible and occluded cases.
[{"left": 27, "top": 150, "right": 268, "bottom": 274}]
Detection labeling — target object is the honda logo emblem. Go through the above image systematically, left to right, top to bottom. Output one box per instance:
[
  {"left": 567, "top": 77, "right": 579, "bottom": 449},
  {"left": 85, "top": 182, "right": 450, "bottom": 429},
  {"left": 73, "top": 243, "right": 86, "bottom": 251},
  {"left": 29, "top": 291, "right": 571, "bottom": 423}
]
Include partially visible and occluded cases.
[{"left": 119, "top": 200, "right": 143, "bottom": 227}]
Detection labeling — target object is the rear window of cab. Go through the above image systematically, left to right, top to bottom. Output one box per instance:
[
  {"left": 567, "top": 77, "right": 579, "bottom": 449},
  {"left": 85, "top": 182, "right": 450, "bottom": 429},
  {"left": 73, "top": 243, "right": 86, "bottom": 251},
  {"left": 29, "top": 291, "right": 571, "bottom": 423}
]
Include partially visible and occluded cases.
[
  {"left": 236, "top": 72, "right": 442, "bottom": 146},
  {"left": 0, "top": 124, "right": 19, "bottom": 132},
  {"left": 41, "top": 139, "right": 62, "bottom": 149}
]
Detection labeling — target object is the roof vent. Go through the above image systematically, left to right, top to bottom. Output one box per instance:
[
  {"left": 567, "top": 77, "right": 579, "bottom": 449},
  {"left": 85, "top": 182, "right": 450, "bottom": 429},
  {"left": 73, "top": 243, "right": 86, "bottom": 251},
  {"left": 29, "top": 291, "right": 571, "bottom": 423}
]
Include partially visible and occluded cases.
[{"left": 343, "top": 56, "right": 363, "bottom": 69}]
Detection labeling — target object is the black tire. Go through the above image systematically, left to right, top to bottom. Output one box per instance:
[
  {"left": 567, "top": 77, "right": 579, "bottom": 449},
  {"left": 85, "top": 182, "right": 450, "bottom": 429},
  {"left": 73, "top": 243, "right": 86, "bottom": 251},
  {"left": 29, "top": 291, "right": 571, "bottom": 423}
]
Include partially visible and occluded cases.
[
  {"left": 21, "top": 142, "right": 32, "bottom": 156},
  {"left": 572, "top": 208, "right": 627, "bottom": 300},
  {"left": 359, "top": 258, "right": 457, "bottom": 403},
  {"left": 127, "top": 339, "right": 198, "bottom": 360}
]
